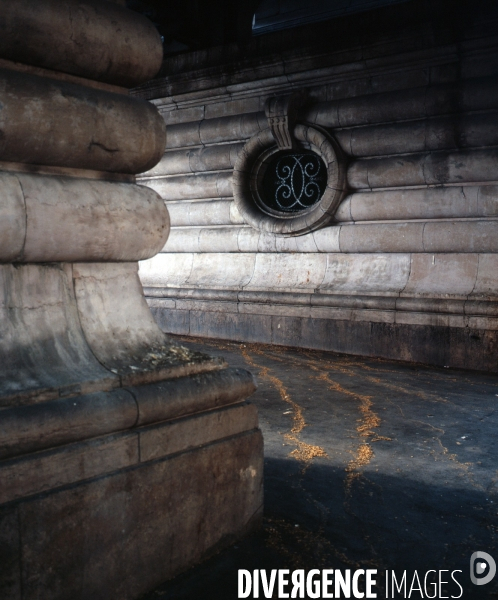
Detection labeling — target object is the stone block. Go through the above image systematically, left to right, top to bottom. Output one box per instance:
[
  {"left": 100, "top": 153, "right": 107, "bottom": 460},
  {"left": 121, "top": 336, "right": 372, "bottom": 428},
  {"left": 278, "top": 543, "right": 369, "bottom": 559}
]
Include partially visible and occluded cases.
[
  {"left": 0, "top": 0, "right": 162, "bottom": 86},
  {"left": 0, "top": 69, "right": 166, "bottom": 173},
  {"left": 205, "top": 97, "right": 261, "bottom": 119},
  {"left": 162, "top": 105, "right": 205, "bottom": 126},
  {"left": 199, "top": 113, "right": 261, "bottom": 145},
  {"left": 350, "top": 120, "right": 426, "bottom": 157},
  {"left": 165, "top": 122, "right": 202, "bottom": 149},
  {"left": 189, "top": 144, "right": 235, "bottom": 172},
  {"left": 424, "top": 148, "right": 498, "bottom": 185},
  {"left": 145, "top": 150, "right": 191, "bottom": 176},
  {"left": 0, "top": 173, "right": 26, "bottom": 261},
  {"left": 149, "top": 173, "right": 221, "bottom": 201},
  {"left": 18, "top": 174, "right": 169, "bottom": 262},
  {"left": 478, "top": 185, "right": 498, "bottom": 216},
  {"left": 347, "top": 187, "right": 480, "bottom": 222},
  {"left": 188, "top": 199, "right": 233, "bottom": 228},
  {"left": 163, "top": 202, "right": 191, "bottom": 227},
  {"left": 423, "top": 221, "right": 498, "bottom": 253},
  {"left": 339, "top": 222, "right": 424, "bottom": 253},
  {"left": 237, "top": 228, "right": 261, "bottom": 252},
  {"left": 165, "top": 229, "right": 201, "bottom": 253},
  {"left": 258, "top": 232, "right": 279, "bottom": 253},
  {"left": 274, "top": 235, "right": 300, "bottom": 252},
  {"left": 139, "top": 253, "right": 195, "bottom": 287},
  {"left": 187, "top": 253, "right": 256, "bottom": 288},
  {"left": 247, "top": 253, "right": 327, "bottom": 290},
  {"left": 320, "top": 253, "right": 410, "bottom": 294},
  {"left": 401, "top": 254, "right": 478, "bottom": 297},
  {"left": 472, "top": 254, "right": 498, "bottom": 298},
  {"left": 0, "top": 264, "right": 115, "bottom": 406},
  {"left": 175, "top": 299, "right": 238, "bottom": 313},
  {"left": 239, "top": 302, "right": 311, "bottom": 318},
  {"left": 149, "top": 306, "right": 190, "bottom": 335},
  {"left": 189, "top": 310, "right": 272, "bottom": 343},
  {"left": 130, "top": 368, "right": 256, "bottom": 427},
  {"left": 0, "top": 389, "right": 137, "bottom": 460},
  {"left": 139, "top": 403, "right": 258, "bottom": 461},
  {"left": 14, "top": 431, "right": 263, "bottom": 600},
  {"left": 0, "top": 433, "right": 139, "bottom": 505}
]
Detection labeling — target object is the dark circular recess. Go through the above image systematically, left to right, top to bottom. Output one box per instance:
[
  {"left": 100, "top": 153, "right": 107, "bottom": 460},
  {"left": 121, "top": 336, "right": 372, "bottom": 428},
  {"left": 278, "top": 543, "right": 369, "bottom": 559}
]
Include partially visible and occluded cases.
[
  {"left": 233, "top": 124, "right": 346, "bottom": 236},
  {"left": 260, "top": 150, "right": 327, "bottom": 214}
]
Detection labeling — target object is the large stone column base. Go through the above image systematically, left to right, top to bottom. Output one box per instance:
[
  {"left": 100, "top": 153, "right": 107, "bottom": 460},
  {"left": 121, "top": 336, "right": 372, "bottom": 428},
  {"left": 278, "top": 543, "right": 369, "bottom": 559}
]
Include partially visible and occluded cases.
[
  {"left": 0, "top": 261, "right": 263, "bottom": 599},
  {"left": 0, "top": 392, "right": 263, "bottom": 600}
]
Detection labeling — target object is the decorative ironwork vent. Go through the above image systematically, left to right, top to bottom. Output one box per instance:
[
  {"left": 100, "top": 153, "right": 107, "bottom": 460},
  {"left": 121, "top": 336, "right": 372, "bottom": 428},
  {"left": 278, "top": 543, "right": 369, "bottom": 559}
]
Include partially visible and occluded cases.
[
  {"left": 233, "top": 124, "right": 345, "bottom": 236},
  {"left": 261, "top": 151, "right": 327, "bottom": 213}
]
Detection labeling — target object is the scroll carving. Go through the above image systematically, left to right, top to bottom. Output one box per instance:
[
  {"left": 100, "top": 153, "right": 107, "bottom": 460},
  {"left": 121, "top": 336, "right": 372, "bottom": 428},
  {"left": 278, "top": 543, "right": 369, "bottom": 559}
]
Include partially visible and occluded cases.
[{"left": 264, "top": 90, "right": 308, "bottom": 150}]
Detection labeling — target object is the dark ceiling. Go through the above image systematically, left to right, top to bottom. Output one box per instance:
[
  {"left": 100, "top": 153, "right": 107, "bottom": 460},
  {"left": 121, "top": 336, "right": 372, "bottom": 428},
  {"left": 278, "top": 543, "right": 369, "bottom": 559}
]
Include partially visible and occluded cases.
[{"left": 126, "top": 0, "right": 262, "bottom": 53}]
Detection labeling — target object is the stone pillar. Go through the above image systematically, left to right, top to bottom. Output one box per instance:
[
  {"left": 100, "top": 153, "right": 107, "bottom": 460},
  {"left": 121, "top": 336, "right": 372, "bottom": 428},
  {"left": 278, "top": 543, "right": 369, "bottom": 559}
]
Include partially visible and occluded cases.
[{"left": 0, "top": 2, "right": 263, "bottom": 598}]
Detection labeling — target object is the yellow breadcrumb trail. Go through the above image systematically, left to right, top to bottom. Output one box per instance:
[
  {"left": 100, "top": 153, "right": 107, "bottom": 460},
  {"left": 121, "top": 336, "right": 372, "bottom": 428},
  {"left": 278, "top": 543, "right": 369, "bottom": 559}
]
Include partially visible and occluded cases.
[{"left": 241, "top": 347, "right": 328, "bottom": 465}]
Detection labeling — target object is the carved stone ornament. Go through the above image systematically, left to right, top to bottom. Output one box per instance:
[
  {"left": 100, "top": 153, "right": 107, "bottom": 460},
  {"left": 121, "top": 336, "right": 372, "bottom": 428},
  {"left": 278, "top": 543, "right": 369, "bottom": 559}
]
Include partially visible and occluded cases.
[
  {"left": 264, "top": 90, "right": 308, "bottom": 150},
  {"left": 233, "top": 95, "right": 346, "bottom": 236}
]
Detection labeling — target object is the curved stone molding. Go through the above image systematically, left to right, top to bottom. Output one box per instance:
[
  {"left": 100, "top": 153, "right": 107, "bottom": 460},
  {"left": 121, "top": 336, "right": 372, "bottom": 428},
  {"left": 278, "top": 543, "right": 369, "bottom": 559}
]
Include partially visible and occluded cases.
[
  {"left": 0, "top": 0, "right": 163, "bottom": 86},
  {"left": 0, "top": 69, "right": 166, "bottom": 174},
  {"left": 233, "top": 124, "right": 346, "bottom": 235},
  {"left": 0, "top": 172, "right": 26, "bottom": 261},
  {"left": 0, "top": 173, "right": 170, "bottom": 262},
  {"left": 162, "top": 219, "right": 498, "bottom": 254},
  {"left": 0, "top": 263, "right": 115, "bottom": 405},
  {"left": 72, "top": 263, "right": 224, "bottom": 382},
  {"left": 0, "top": 368, "right": 256, "bottom": 461}
]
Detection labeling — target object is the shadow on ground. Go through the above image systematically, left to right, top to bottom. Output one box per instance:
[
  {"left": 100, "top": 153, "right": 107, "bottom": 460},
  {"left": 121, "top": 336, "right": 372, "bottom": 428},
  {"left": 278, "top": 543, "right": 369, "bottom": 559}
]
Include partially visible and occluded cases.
[{"left": 142, "top": 338, "right": 498, "bottom": 600}]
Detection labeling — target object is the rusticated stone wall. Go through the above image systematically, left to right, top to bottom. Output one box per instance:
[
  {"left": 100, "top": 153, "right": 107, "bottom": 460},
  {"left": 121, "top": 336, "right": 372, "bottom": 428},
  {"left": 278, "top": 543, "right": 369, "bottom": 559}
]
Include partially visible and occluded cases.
[{"left": 136, "top": 0, "right": 498, "bottom": 371}]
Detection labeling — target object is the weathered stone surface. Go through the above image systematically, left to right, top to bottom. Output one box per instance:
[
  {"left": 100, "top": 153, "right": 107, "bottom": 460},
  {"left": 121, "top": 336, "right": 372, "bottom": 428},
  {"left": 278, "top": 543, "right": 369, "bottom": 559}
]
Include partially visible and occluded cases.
[
  {"left": 0, "top": 0, "right": 162, "bottom": 86},
  {"left": 0, "top": 5, "right": 264, "bottom": 600},
  {"left": 0, "top": 69, "right": 166, "bottom": 173},
  {"left": 305, "top": 76, "right": 498, "bottom": 129},
  {"left": 349, "top": 148, "right": 498, "bottom": 190},
  {"left": 147, "top": 172, "right": 233, "bottom": 200},
  {"left": 0, "top": 173, "right": 170, "bottom": 262},
  {"left": 0, "top": 173, "right": 25, "bottom": 261},
  {"left": 340, "top": 187, "right": 484, "bottom": 222},
  {"left": 164, "top": 219, "right": 498, "bottom": 254},
  {"left": 423, "top": 221, "right": 498, "bottom": 253},
  {"left": 339, "top": 223, "right": 425, "bottom": 252},
  {"left": 198, "top": 227, "right": 240, "bottom": 252},
  {"left": 140, "top": 253, "right": 195, "bottom": 288},
  {"left": 188, "top": 253, "right": 256, "bottom": 288},
  {"left": 248, "top": 253, "right": 327, "bottom": 291},
  {"left": 321, "top": 253, "right": 410, "bottom": 293},
  {"left": 401, "top": 254, "right": 479, "bottom": 298},
  {"left": 469, "top": 254, "right": 498, "bottom": 298},
  {"left": 72, "top": 262, "right": 225, "bottom": 382},
  {"left": 0, "top": 263, "right": 116, "bottom": 406},
  {"left": 149, "top": 306, "right": 190, "bottom": 335},
  {"left": 154, "top": 307, "right": 498, "bottom": 371},
  {"left": 130, "top": 368, "right": 256, "bottom": 427},
  {"left": 0, "top": 389, "right": 137, "bottom": 460},
  {"left": 139, "top": 402, "right": 258, "bottom": 461},
  {"left": 13, "top": 431, "right": 263, "bottom": 600},
  {"left": 0, "top": 432, "right": 139, "bottom": 505},
  {"left": 0, "top": 507, "right": 20, "bottom": 600}
]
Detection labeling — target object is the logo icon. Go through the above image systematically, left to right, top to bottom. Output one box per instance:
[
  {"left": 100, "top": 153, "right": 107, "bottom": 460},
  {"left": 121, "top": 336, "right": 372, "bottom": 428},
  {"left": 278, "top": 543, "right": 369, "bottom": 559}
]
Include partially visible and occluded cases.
[{"left": 470, "top": 551, "right": 496, "bottom": 585}]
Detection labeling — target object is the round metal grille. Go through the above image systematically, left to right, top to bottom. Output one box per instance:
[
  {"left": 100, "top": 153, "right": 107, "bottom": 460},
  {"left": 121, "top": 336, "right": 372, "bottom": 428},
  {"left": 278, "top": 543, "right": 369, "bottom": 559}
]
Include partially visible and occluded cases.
[{"left": 261, "top": 150, "right": 327, "bottom": 213}]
